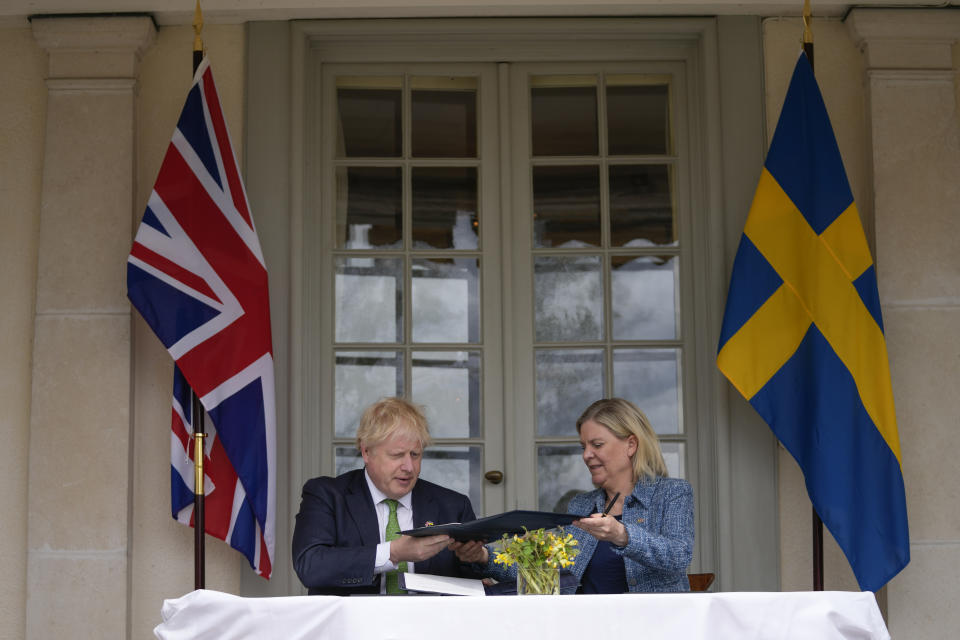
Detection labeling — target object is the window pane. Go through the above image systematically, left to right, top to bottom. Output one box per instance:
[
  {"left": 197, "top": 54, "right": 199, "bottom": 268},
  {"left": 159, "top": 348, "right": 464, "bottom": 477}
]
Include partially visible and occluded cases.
[
  {"left": 411, "top": 76, "right": 477, "bottom": 158},
  {"left": 531, "top": 76, "right": 598, "bottom": 156},
  {"left": 336, "top": 77, "right": 402, "bottom": 157},
  {"left": 606, "top": 80, "right": 670, "bottom": 155},
  {"left": 609, "top": 164, "right": 674, "bottom": 247},
  {"left": 532, "top": 165, "right": 601, "bottom": 248},
  {"left": 335, "top": 167, "right": 402, "bottom": 249},
  {"left": 412, "top": 167, "right": 478, "bottom": 250},
  {"left": 611, "top": 254, "right": 678, "bottom": 340},
  {"left": 534, "top": 255, "right": 603, "bottom": 342},
  {"left": 335, "top": 256, "right": 403, "bottom": 343},
  {"left": 412, "top": 258, "right": 480, "bottom": 343},
  {"left": 612, "top": 348, "right": 681, "bottom": 434},
  {"left": 535, "top": 349, "right": 604, "bottom": 436},
  {"left": 334, "top": 351, "right": 404, "bottom": 437},
  {"left": 412, "top": 351, "right": 481, "bottom": 438},
  {"left": 660, "top": 441, "right": 685, "bottom": 480},
  {"left": 335, "top": 445, "right": 482, "bottom": 512},
  {"left": 537, "top": 445, "right": 594, "bottom": 513},
  {"left": 335, "top": 446, "right": 364, "bottom": 475},
  {"left": 419, "top": 446, "right": 483, "bottom": 515}
]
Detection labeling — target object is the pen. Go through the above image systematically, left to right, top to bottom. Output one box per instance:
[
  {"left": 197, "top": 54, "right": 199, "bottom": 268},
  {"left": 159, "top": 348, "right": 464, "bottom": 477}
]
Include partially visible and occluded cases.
[{"left": 601, "top": 492, "right": 620, "bottom": 517}]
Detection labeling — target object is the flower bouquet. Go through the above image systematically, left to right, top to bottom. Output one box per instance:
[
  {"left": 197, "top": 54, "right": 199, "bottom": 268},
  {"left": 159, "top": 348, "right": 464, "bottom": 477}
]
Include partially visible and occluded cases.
[{"left": 493, "top": 527, "right": 578, "bottom": 595}]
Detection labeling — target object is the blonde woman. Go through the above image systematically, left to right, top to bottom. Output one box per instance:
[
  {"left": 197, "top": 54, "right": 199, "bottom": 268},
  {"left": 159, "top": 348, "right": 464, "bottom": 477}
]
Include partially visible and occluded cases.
[
  {"left": 457, "top": 397, "right": 694, "bottom": 593},
  {"left": 568, "top": 398, "right": 694, "bottom": 593}
]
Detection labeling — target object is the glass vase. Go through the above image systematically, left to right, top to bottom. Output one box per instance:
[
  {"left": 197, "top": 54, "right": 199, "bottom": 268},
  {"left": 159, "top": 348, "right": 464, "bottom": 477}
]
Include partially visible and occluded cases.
[{"left": 516, "top": 563, "right": 560, "bottom": 595}]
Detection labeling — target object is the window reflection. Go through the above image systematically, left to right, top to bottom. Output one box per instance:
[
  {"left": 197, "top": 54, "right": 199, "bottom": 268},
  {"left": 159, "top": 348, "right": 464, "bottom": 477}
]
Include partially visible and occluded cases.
[
  {"left": 531, "top": 75, "right": 598, "bottom": 156},
  {"left": 336, "top": 76, "right": 402, "bottom": 157},
  {"left": 411, "top": 76, "right": 478, "bottom": 158},
  {"left": 606, "top": 79, "right": 670, "bottom": 155},
  {"left": 609, "top": 164, "right": 674, "bottom": 247},
  {"left": 532, "top": 165, "right": 601, "bottom": 248},
  {"left": 335, "top": 166, "right": 403, "bottom": 249},
  {"left": 412, "top": 167, "right": 478, "bottom": 250},
  {"left": 611, "top": 254, "right": 678, "bottom": 340},
  {"left": 534, "top": 255, "right": 603, "bottom": 342},
  {"left": 335, "top": 257, "right": 403, "bottom": 343},
  {"left": 412, "top": 258, "right": 480, "bottom": 343},
  {"left": 612, "top": 348, "right": 681, "bottom": 434},
  {"left": 536, "top": 349, "right": 604, "bottom": 436},
  {"left": 334, "top": 351, "right": 404, "bottom": 437},
  {"left": 412, "top": 351, "right": 481, "bottom": 438},
  {"left": 660, "top": 441, "right": 685, "bottom": 479},
  {"left": 537, "top": 445, "right": 594, "bottom": 513},
  {"left": 418, "top": 446, "right": 483, "bottom": 514}
]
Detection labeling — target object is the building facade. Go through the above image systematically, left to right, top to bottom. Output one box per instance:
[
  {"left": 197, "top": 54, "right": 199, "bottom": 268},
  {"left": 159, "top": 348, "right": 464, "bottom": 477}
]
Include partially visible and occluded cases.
[{"left": 1, "top": 3, "right": 958, "bottom": 638}]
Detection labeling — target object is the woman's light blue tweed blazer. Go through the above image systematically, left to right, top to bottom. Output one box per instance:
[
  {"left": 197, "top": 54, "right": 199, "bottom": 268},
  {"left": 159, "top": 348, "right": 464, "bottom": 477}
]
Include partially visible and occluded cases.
[{"left": 565, "top": 476, "right": 694, "bottom": 593}]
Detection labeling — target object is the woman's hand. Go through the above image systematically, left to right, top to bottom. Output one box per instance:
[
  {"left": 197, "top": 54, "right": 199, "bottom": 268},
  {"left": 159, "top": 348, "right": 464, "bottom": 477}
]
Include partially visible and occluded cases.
[
  {"left": 574, "top": 513, "right": 629, "bottom": 547},
  {"left": 449, "top": 539, "right": 489, "bottom": 564}
]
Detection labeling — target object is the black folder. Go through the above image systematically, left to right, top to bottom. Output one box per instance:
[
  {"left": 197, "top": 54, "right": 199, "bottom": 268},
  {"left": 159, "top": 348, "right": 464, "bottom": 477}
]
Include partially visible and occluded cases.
[{"left": 400, "top": 510, "right": 579, "bottom": 542}]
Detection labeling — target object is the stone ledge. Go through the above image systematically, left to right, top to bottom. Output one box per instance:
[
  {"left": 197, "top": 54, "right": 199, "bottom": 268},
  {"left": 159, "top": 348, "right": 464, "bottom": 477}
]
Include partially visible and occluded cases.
[
  {"left": 847, "top": 8, "right": 960, "bottom": 71},
  {"left": 32, "top": 15, "right": 156, "bottom": 78}
]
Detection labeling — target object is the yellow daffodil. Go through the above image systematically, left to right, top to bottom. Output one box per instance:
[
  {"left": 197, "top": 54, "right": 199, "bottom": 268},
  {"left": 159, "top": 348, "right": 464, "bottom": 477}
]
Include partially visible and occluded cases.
[{"left": 494, "top": 527, "right": 579, "bottom": 594}]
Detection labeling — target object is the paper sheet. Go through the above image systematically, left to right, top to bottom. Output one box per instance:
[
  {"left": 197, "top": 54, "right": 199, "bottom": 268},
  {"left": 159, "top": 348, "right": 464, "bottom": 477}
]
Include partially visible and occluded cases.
[{"left": 399, "top": 573, "right": 486, "bottom": 596}]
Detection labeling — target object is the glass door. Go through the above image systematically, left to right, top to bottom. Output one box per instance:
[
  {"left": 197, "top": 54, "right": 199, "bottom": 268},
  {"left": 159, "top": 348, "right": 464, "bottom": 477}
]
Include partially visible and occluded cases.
[
  {"left": 314, "top": 60, "right": 699, "bottom": 521},
  {"left": 507, "top": 62, "right": 697, "bottom": 513},
  {"left": 318, "top": 64, "right": 505, "bottom": 515}
]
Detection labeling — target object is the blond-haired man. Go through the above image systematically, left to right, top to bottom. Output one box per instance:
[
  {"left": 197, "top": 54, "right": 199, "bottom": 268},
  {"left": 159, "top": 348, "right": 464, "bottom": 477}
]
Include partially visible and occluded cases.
[{"left": 292, "top": 397, "right": 479, "bottom": 594}]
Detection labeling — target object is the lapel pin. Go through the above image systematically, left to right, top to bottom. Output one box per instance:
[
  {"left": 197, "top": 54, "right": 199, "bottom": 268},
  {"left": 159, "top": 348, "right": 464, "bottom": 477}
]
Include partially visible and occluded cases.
[{"left": 637, "top": 518, "right": 645, "bottom": 523}]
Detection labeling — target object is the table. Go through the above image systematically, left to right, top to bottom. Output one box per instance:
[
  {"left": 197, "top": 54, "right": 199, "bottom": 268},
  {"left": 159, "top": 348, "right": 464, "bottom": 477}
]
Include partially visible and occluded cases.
[{"left": 154, "top": 588, "right": 890, "bottom": 640}]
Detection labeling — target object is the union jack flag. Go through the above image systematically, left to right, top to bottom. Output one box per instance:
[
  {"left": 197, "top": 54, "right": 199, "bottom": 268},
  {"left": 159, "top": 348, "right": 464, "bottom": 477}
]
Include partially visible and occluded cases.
[{"left": 127, "top": 58, "right": 275, "bottom": 579}]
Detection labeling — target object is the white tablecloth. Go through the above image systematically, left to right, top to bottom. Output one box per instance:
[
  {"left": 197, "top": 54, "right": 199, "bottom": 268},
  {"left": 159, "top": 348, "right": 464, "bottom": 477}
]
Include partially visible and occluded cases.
[{"left": 154, "top": 588, "right": 890, "bottom": 640}]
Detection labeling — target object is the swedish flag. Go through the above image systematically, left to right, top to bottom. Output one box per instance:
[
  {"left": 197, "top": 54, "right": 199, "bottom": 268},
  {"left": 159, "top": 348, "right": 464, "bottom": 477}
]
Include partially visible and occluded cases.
[{"left": 717, "top": 53, "right": 909, "bottom": 592}]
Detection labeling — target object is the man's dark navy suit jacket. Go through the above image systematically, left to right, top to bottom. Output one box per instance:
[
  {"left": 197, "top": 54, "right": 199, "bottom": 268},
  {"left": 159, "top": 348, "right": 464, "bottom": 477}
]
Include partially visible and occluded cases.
[{"left": 292, "top": 468, "right": 478, "bottom": 595}]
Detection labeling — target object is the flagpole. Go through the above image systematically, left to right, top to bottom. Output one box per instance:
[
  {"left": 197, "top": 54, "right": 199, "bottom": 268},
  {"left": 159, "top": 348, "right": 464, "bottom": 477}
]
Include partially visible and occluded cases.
[
  {"left": 191, "top": 0, "right": 206, "bottom": 592},
  {"left": 802, "top": 0, "right": 824, "bottom": 593},
  {"left": 191, "top": 393, "right": 206, "bottom": 590}
]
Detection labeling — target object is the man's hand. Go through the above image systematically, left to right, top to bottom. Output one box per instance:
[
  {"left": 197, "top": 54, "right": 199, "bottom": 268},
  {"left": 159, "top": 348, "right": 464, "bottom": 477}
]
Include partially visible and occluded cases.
[
  {"left": 574, "top": 513, "right": 629, "bottom": 547},
  {"left": 389, "top": 534, "right": 451, "bottom": 563},
  {"left": 449, "top": 539, "right": 489, "bottom": 564}
]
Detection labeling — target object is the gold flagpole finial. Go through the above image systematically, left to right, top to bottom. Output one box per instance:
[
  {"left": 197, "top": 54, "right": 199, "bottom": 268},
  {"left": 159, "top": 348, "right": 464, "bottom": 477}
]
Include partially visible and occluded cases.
[
  {"left": 192, "top": 0, "right": 204, "bottom": 54},
  {"left": 802, "top": 0, "right": 814, "bottom": 45}
]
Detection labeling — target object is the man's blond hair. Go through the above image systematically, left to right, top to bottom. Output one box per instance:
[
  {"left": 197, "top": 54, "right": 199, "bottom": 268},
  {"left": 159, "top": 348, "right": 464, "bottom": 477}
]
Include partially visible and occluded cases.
[{"left": 355, "top": 397, "right": 432, "bottom": 450}]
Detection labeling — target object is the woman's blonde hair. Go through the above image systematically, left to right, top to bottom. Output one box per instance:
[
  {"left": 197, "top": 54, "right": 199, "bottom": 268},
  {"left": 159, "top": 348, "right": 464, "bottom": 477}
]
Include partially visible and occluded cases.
[
  {"left": 355, "top": 397, "right": 432, "bottom": 450},
  {"left": 576, "top": 398, "right": 668, "bottom": 481}
]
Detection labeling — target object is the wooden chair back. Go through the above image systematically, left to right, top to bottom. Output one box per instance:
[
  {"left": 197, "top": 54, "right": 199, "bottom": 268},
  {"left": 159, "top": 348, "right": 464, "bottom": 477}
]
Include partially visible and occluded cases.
[{"left": 687, "top": 572, "right": 715, "bottom": 592}]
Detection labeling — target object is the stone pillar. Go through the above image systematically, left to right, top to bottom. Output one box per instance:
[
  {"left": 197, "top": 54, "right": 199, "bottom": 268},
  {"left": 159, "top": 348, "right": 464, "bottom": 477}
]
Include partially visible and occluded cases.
[
  {"left": 846, "top": 9, "right": 960, "bottom": 638},
  {"left": 28, "top": 16, "right": 155, "bottom": 639}
]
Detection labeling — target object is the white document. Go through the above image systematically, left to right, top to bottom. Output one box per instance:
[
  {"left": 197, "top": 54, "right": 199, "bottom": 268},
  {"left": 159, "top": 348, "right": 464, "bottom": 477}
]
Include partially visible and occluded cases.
[{"left": 399, "top": 572, "right": 486, "bottom": 596}]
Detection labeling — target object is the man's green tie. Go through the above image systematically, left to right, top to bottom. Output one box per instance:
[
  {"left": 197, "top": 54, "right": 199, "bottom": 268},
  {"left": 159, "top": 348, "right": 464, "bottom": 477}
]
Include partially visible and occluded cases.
[{"left": 383, "top": 498, "right": 408, "bottom": 594}]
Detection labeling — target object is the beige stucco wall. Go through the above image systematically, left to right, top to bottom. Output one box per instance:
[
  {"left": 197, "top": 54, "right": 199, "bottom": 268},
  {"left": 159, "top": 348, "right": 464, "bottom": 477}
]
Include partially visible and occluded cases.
[
  {"left": 849, "top": 12, "right": 960, "bottom": 636},
  {"left": 24, "top": 15, "right": 154, "bottom": 639},
  {"left": 0, "top": 19, "right": 245, "bottom": 640},
  {"left": 129, "top": 24, "right": 247, "bottom": 640},
  {"left": 0, "top": 27, "right": 46, "bottom": 640}
]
